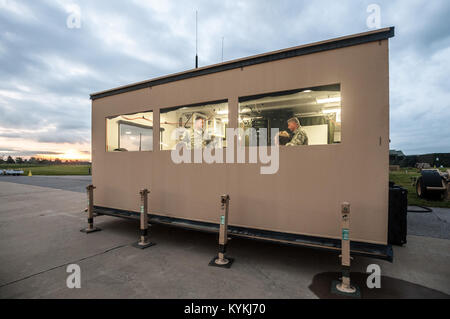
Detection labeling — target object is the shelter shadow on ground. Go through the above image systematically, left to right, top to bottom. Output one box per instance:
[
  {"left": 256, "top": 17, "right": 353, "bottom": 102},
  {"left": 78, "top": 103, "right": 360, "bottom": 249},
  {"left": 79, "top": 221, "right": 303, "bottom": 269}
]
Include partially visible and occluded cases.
[{"left": 309, "top": 272, "right": 450, "bottom": 299}]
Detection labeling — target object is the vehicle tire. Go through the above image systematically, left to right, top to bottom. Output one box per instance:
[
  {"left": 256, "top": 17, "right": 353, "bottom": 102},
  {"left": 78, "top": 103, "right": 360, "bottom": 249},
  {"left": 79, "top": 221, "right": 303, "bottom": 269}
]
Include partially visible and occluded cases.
[{"left": 416, "top": 177, "right": 426, "bottom": 198}]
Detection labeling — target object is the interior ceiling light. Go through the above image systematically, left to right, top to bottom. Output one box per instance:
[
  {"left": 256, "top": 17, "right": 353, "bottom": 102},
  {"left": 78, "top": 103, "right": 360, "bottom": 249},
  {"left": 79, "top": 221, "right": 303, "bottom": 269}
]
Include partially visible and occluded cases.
[
  {"left": 302, "top": 90, "right": 312, "bottom": 93},
  {"left": 316, "top": 97, "right": 341, "bottom": 104},
  {"left": 322, "top": 108, "right": 340, "bottom": 114},
  {"left": 216, "top": 110, "right": 228, "bottom": 115}
]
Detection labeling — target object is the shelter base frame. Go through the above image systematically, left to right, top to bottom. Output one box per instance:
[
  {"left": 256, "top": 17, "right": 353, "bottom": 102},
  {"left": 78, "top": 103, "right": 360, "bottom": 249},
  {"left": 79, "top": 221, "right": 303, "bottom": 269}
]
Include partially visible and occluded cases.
[{"left": 92, "top": 206, "right": 393, "bottom": 262}]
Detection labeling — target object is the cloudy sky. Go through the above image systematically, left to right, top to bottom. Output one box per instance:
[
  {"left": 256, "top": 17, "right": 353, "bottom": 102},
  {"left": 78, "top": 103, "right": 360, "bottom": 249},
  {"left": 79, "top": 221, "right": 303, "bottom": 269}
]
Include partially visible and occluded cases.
[{"left": 0, "top": 0, "right": 449, "bottom": 159}]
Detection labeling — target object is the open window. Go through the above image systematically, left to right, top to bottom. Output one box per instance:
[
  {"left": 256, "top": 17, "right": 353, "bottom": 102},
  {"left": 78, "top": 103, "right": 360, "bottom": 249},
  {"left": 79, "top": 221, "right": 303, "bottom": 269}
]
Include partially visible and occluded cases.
[
  {"left": 238, "top": 84, "right": 341, "bottom": 146},
  {"left": 160, "top": 100, "right": 228, "bottom": 150},
  {"left": 106, "top": 111, "right": 155, "bottom": 152}
]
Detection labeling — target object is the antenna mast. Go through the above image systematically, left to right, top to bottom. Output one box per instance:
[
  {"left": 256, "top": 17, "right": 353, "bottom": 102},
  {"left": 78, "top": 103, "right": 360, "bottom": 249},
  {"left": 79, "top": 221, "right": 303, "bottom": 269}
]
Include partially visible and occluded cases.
[
  {"left": 195, "top": 10, "right": 198, "bottom": 68},
  {"left": 221, "top": 36, "right": 224, "bottom": 62}
]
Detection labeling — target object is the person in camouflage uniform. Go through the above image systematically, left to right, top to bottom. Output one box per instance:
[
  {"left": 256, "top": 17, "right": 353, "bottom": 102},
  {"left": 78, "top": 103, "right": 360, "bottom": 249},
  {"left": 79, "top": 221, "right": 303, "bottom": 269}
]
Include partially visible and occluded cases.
[
  {"left": 190, "top": 117, "right": 207, "bottom": 149},
  {"left": 286, "top": 117, "right": 308, "bottom": 146}
]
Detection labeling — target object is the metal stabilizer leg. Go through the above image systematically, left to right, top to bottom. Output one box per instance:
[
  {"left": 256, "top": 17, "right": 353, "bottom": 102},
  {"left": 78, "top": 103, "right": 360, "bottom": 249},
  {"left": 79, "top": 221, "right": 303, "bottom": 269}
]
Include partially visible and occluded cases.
[
  {"left": 80, "top": 184, "right": 101, "bottom": 233},
  {"left": 133, "top": 189, "right": 155, "bottom": 249},
  {"left": 209, "top": 194, "right": 234, "bottom": 268},
  {"left": 331, "top": 202, "right": 360, "bottom": 298}
]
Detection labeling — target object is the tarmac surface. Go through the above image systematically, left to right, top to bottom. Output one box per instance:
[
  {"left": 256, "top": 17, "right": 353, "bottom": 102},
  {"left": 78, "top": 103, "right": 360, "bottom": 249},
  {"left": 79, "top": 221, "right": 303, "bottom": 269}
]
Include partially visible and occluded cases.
[
  {"left": 0, "top": 175, "right": 89, "bottom": 193},
  {"left": 0, "top": 176, "right": 449, "bottom": 299}
]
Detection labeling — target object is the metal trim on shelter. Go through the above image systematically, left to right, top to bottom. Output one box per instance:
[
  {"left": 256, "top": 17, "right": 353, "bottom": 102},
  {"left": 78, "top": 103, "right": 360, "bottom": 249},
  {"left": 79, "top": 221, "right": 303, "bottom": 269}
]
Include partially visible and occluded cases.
[
  {"left": 90, "top": 27, "right": 394, "bottom": 101},
  {"left": 93, "top": 206, "right": 393, "bottom": 261}
]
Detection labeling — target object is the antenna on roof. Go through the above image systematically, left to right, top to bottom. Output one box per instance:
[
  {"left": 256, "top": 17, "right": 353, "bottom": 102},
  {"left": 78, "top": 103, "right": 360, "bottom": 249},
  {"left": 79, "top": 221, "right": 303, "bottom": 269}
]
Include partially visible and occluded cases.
[
  {"left": 195, "top": 10, "right": 198, "bottom": 68},
  {"left": 221, "top": 36, "right": 224, "bottom": 62}
]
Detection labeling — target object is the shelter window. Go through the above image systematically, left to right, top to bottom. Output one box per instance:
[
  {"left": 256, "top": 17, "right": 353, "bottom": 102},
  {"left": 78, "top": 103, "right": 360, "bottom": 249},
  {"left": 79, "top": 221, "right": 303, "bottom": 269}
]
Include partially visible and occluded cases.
[
  {"left": 238, "top": 84, "right": 341, "bottom": 146},
  {"left": 160, "top": 101, "right": 228, "bottom": 150},
  {"left": 106, "top": 111, "right": 154, "bottom": 152}
]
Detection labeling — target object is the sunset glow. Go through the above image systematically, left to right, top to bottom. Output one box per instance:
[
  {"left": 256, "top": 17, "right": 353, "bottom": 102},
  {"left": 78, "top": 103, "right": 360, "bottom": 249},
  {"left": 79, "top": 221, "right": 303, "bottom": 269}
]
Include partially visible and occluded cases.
[
  {"left": 0, "top": 136, "right": 91, "bottom": 161},
  {"left": 36, "top": 149, "right": 91, "bottom": 161}
]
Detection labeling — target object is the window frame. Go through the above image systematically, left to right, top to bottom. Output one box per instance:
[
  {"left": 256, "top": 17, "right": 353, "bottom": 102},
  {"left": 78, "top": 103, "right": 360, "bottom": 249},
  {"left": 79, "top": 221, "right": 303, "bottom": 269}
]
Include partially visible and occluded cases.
[
  {"left": 238, "top": 83, "right": 342, "bottom": 148},
  {"left": 159, "top": 99, "right": 229, "bottom": 151},
  {"left": 105, "top": 109, "right": 155, "bottom": 153}
]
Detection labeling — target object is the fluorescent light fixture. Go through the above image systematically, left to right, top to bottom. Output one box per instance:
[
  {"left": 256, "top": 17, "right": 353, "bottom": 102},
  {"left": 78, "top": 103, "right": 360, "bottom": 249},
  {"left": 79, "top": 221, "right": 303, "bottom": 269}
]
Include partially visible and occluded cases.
[
  {"left": 302, "top": 90, "right": 312, "bottom": 93},
  {"left": 316, "top": 97, "right": 341, "bottom": 104},
  {"left": 322, "top": 108, "right": 340, "bottom": 114},
  {"left": 216, "top": 110, "right": 228, "bottom": 115},
  {"left": 125, "top": 131, "right": 132, "bottom": 135}
]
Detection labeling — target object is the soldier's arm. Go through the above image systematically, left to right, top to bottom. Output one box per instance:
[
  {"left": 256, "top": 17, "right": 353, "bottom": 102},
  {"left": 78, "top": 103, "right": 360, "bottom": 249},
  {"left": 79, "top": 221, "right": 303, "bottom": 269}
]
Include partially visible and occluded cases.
[
  {"left": 301, "top": 131, "right": 308, "bottom": 145},
  {"left": 286, "top": 134, "right": 300, "bottom": 146}
]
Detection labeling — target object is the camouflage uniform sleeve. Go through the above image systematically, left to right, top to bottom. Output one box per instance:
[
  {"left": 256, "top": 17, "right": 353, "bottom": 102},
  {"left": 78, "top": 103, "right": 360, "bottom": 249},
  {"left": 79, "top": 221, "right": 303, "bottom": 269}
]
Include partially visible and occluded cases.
[
  {"left": 286, "top": 129, "right": 308, "bottom": 146},
  {"left": 191, "top": 130, "right": 206, "bottom": 149},
  {"left": 300, "top": 130, "right": 308, "bottom": 145},
  {"left": 190, "top": 131, "right": 196, "bottom": 149}
]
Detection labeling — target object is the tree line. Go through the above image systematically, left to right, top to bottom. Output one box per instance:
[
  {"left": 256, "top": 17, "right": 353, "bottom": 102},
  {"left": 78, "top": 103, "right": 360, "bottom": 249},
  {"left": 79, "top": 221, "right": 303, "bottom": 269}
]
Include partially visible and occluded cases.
[{"left": 0, "top": 156, "right": 90, "bottom": 165}]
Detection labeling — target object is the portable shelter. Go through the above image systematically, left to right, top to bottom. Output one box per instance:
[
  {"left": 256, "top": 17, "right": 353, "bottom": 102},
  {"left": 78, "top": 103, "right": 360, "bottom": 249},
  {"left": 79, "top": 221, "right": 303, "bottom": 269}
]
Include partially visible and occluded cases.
[{"left": 90, "top": 27, "right": 395, "bottom": 261}]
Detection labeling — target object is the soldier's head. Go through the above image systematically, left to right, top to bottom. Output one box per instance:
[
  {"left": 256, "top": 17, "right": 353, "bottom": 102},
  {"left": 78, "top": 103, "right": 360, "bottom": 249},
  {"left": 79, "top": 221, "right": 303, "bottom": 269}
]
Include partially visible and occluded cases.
[{"left": 287, "top": 117, "right": 300, "bottom": 132}]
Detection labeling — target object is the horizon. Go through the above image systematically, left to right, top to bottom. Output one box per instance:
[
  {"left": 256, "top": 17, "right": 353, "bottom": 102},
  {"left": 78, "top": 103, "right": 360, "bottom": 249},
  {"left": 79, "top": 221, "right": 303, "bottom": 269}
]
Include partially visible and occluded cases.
[{"left": 1, "top": 0, "right": 449, "bottom": 159}]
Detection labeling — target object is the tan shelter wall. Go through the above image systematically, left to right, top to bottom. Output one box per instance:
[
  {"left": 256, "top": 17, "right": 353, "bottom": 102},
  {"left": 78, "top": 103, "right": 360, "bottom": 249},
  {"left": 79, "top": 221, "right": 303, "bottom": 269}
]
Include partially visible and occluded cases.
[{"left": 91, "top": 39, "right": 390, "bottom": 245}]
